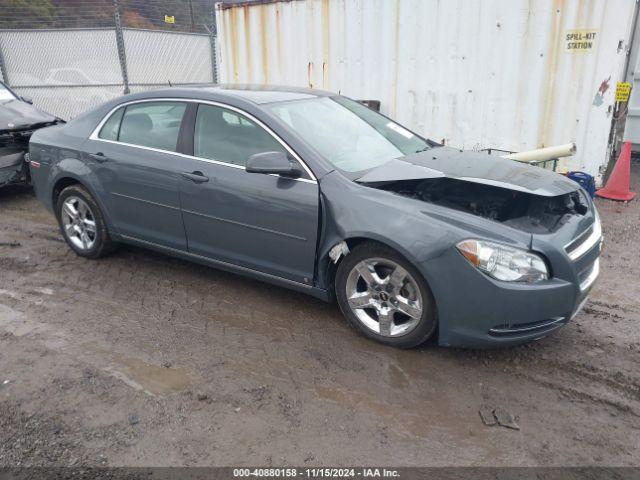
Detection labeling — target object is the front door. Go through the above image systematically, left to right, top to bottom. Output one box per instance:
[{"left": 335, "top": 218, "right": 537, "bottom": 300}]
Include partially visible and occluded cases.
[
  {"left": 87, "top": 100, "right": 189, "bottom": 250},
  {"left": 179, "top": 103, "right": 319, "bottom": 285}
]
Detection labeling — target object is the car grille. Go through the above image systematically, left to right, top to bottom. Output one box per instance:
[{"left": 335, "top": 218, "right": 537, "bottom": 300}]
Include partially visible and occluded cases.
[
  {"left": 564, "top": 215, "right": 602, "bottom": 261},
  {"left": 578, "top": 258, "right": 599, "bottom": 292}
]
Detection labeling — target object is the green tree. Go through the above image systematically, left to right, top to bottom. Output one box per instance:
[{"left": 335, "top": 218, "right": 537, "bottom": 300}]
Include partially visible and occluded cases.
[{"left": 0, "top": 0, "right": 57, "bottom": 28}]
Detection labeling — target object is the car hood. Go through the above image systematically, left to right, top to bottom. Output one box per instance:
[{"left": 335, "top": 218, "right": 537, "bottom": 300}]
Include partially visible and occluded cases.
[
  {"left": 0, "top": 98, "right": 58, "bottom": 131},
  {"left": 355, "top": 146, "right": 579, "bottom": 197}
]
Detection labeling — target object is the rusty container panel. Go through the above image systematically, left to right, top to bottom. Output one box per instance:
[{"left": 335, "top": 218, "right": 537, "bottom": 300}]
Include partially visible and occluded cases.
[{"left": 217, "top": 0, "right": 636, "bottom": 182}]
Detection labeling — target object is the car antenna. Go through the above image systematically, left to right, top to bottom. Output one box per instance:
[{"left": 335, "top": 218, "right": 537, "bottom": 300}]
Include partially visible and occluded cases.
[{"left": 168, "top": 79, "right": 172, "bottom": 87}]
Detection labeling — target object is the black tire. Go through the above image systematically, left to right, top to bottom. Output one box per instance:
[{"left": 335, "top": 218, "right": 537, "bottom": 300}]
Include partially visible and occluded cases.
[
  {"left": 55, "top": 184, "right": 114, "bottom": 259},
  {"left": 335, "top": 242, "right": 437, "bottom": 348}
]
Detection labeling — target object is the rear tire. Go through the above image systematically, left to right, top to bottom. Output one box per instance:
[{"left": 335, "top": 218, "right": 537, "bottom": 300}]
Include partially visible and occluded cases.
[
  {"left": 56, "top": 184, "right": 114, "bottom": 259},
  {"left": 335, "top": 242, "right": 437, "bottom": 348}
]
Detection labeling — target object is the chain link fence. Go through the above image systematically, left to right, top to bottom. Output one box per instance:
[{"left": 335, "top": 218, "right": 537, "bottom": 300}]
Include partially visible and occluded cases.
[
  {"left": 0, "top": 1, "right": 218, "bottom": 120},
  {"left": 0, "top": 1, "right": 218, "bottom": 33}
]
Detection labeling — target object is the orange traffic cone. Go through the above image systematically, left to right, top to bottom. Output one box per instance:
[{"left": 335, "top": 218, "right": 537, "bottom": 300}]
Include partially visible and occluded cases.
[{"left": 596, "top": 141, "right": 636, "bottom": 201}]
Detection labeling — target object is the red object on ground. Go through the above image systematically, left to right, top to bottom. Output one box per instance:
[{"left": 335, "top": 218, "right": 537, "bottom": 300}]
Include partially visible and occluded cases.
[{"left": 596, "top": 141, "right": 636, "bottom": 201}]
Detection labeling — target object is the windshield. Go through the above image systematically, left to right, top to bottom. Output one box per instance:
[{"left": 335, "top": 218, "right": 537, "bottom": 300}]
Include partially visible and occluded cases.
[
  {"left": 0, "top": 83, "right": 16, "bottom": 102},
  {"left": 267, "top": 96, "right": 431, "bottom": 172}
]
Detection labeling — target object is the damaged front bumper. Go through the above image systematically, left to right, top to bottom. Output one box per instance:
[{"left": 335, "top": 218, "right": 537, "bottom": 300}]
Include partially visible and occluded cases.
[
  {"left": 0, "top": 123, "right": 58, "bottom": 187},
  {"left": 0, "top": 147, "right": 28, "bottom": 186},
  {"left": 421, "top": 227, "right": 601, "bottom": 348}
]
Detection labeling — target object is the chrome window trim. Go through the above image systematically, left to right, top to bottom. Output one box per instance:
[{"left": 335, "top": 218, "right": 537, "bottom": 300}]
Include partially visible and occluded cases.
[{"left": 88, "top": 97, "right": 318, "bottom": 183}]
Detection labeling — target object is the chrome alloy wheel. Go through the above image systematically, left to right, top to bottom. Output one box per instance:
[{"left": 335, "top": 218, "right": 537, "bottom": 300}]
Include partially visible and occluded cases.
[
  {"left": 61, "top": 196, "right": 97, "bottom": 251},
  {"left": 345, "top": 257, "right": 423, "bottom": 337}
]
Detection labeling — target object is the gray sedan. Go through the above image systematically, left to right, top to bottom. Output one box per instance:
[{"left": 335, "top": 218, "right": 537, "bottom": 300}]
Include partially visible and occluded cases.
[{"left": 28, "top": 85, "right": 602, "bottom": 348}]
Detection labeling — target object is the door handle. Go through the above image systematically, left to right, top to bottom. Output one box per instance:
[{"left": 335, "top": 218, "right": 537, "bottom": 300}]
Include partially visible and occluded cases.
[
  {"left": 89, "top": 152, "right": 108, "bottom": 163},
  {"left": 181, "top": 171, "right": 209, "bottom": 183}
]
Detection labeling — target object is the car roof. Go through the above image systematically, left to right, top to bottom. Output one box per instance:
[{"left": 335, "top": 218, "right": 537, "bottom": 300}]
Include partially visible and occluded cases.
[{"left": 139, "top": 84, "right": 335, "bottom": 105}]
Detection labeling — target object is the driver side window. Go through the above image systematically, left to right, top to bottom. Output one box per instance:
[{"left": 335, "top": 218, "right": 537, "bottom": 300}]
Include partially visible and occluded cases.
[{"left": 193, "top": 104, "right": 288, "bottom": 167}]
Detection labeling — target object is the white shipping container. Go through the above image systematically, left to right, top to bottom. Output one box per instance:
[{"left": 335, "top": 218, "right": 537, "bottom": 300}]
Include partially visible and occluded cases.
[{"left": 216, "top": 0, "right": 636, "bottom": 182}]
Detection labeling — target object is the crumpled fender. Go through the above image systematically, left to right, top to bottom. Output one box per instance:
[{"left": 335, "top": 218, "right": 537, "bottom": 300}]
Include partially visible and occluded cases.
[{"left": 315, "top": 171, "right": 532, "bottom": 290}]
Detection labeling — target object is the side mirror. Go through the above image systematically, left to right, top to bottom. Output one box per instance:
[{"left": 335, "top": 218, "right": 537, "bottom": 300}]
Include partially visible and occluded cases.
[
  {"left": 20, "top": 96, "right": 33, "bottom": 104},
  {"left": 246, "top": 151, "right": 302, "bottom": 178}
]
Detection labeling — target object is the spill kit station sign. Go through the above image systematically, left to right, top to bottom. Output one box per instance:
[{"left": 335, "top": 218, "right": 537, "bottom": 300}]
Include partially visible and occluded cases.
[{"left": 565, "top": 29, "right": 598, "bottom": 52}]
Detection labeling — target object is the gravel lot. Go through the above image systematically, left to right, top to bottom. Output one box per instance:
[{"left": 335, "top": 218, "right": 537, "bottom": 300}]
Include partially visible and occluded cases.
[{"left": 0, "top": 167, "right": 639, "bottom": 467}]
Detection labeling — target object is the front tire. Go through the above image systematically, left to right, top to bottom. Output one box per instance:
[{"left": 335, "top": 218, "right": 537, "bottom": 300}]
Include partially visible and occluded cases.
[
  {"left": 56, "top": 184, "right": 114, "bottom": 259},
  {"left": 335, "top": 242, "right": 437, "bottom": 348}
]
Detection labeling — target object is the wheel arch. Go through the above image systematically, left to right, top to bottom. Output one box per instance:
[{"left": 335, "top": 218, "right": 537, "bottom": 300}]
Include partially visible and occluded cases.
[
  {"left": 50, "top": 174, "right": 117, "bottom": 235},
  {"left": 52, "top": 176, "right": 82, "bottom": 207},
  {"left": 320, "top": 235, "right": 430, "bottom": 301},
  {"left": 329, "top": 236, "right": 440, "bottom": 347}
]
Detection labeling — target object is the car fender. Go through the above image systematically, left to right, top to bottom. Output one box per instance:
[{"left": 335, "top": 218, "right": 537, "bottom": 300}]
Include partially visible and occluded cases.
[
  {"left": 48, "top": 157, "right": 119, "bottom": 235},
  {"left": 315, "top": 171, "right": 532, "bottom": 291},
  {"left": 316, "top": 173, "right": 448, "bottom": 292}
]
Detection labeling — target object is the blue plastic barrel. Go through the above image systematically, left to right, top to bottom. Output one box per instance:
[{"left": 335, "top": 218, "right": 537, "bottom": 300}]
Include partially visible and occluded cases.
[{"left": 567, "top": 171, "right": 596, "bottom": 199}]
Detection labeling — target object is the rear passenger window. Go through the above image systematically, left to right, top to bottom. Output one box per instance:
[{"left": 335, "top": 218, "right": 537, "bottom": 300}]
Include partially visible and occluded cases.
[
  {"left": 117, "top": 102, "right": 187, "bottom": 152},
  {"left": 194, "top": 104, "right": 287, "bottom": 166},
  {"left": 98, "top": 107, "right": 124, "bottom": 141}
]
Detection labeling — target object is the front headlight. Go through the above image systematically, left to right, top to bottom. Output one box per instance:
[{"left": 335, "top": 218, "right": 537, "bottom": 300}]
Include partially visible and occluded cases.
[{"left": 456, "top": 239, "right": 549, "bottom": 283}]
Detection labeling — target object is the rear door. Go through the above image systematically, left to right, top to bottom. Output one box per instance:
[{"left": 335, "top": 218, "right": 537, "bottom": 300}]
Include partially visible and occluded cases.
[
  {"left": 87, "top": 100, "right": 189, "bottom": 250},
  {"left": 178, "top": 102, "right": 319, "bottom": 285}
]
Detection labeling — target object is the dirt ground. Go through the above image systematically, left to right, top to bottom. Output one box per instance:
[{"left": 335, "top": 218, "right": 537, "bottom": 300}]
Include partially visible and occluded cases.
[{"left": 0, "top": 167, "right": 639, "bottom": 468}]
